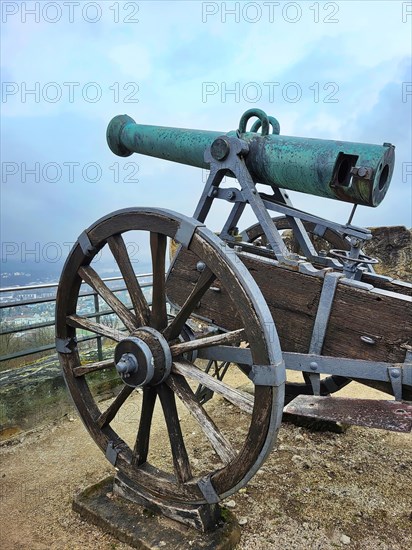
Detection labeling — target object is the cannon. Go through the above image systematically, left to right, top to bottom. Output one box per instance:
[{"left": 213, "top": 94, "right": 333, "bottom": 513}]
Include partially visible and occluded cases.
[{"left": 56, "top": 109, "right": 411, "bottom": 532}]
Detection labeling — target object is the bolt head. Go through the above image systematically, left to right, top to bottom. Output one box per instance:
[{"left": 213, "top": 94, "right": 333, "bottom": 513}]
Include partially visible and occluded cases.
[
  {"left": 211, "top": 137, "right": 230, "bottom": 161},
  {"left": 360, "top": 335, "right": 376, "bottom": 345},
  {"left": 116, "top": 352, "right": 138, "bottom": 375}
]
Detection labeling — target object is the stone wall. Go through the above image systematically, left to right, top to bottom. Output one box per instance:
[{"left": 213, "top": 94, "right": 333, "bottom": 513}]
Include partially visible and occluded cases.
[
  {"left": 362, "top": 226, "right": 411, "bottom": 280},
  {"left": 0, "top": 356, "right": 120, "bottom": 442}
]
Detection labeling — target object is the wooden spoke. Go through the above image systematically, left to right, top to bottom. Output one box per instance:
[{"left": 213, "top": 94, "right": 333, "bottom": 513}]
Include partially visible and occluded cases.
[
  {"left": 150, "top": 233, "right": 168, "bottom": 331},
  {"left": 108, "top": 234, "right": 150, "bottom": 327},
  {"left": 78, "top": 265, "right": 138, "bottom": 332},
  {"left": 163, "top": 267, "right": 215, "bottom": 341},
  {"left": 67, "top": 314, "right": 124, "bottom": 342},
  {"left": 170, "top": 329, "right": 245, "bottom": 357},
  {"left": 73, "top": 359, "right": 114, "bottom": 377},
  {"left": 172, "top": 359, "right": 253, "bottom": 415},
  {"left": 166, "top": 374, "right": 236, "bottom": 464},
  {"left": 157, "top": 383, "right": 192, "bottom": 483},
  {"left": 97, "top": 385, "right": 135, "bottom": 429},
  {"left": 132, "top": 387, "right": 157, "bottom": 466}
]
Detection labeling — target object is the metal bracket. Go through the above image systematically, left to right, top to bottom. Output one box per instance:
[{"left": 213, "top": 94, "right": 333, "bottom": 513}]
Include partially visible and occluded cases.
[
  {"left": 194, "top": 131, "right": 377, "bottom": 278},
  {"left": 194, "top": 135, "right": 298, "bottom": 265},
  {"left": 211, "top": 187, "right": 244, "bottom": 202},
  {"left": 175, "top": 219, "right": 205, "bottom": 248},
  {"left": 313, "top": 224, "right": 327, "bottom": 238},
  {"left": 77, "top": 231, "right": 96, "bottom": 257},
  {"left": 299, "top": 262, "right": 332, "bottom": 278},
  {"left": 308, "top": 272, "right": 342, "bottom": 395},
  {"left": 310, "top": 272, "right": 343, "bottom": 355},
  {"left": 55, "top": 337, "right": 77, "bottom": 354},
  {"left": 404, "top": 350, "right": 412, "bottom": 388},
  {"left": 248, "top": 364, "right": 285, "bottom": 386},
  {"left": 388, "top": 366, "right": 403, "bottom": 402},
  {"left": 308, "top": 373, "right": 321, "bottom": 396},
  {"left": 105, "top": 441, "right": 119, "bottom": 466},
  {"left": 198, "top": 475, "right": 220, "bottom": 504}
]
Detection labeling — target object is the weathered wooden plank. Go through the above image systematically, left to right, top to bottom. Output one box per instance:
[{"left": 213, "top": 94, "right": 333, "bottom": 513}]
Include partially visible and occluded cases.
[
  {"left": 108, "top": 234, "right": 150, "bottom": 326},
  {"left": 167, "top": 249, "right": 411, "bottom": 363},
  {"left": 79, "top": 265, "right": 138, "bottom": 332},
  {"left": 362, "top": 273, "right": 412, "bottom": 296},
  {"left": 170, "top": 329, "right": 245, "bottom": 357},
  {"left": 172, "top": 359, "right": 254, "bottom": 415},
  {"left": 166, "top": 373, "right": 237, "bottom": 464}
]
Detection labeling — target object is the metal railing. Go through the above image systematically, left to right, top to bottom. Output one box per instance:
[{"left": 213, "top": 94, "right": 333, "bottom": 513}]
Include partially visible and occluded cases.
[{"left": 0, "top": 273, "right": 153, "bottom": 366}]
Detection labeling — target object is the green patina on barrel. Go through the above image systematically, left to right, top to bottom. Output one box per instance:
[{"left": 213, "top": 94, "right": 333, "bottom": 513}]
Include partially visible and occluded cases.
[{"left": 107, "top": 110, "right": 395, "bottom": 207}]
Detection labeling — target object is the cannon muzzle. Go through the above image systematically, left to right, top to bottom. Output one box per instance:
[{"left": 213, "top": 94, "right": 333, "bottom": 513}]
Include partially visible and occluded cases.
[{"left": 107, "top": 110, "right": 394, "bottom": 207}]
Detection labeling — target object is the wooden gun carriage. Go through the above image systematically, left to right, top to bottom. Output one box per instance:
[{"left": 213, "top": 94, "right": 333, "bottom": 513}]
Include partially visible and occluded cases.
[{"left": 56, "top": 109, "right": 411, "bottom": 531}]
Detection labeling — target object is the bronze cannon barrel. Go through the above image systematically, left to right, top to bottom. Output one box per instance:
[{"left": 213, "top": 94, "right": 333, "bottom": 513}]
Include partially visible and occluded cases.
[{"left": 107, "top": 110, "right": 395, "bottom": 207}]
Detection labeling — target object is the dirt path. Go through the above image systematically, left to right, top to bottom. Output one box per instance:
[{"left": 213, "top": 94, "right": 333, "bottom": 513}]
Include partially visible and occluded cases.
[{"left": 1, "top": 380, "right": 411, "bottom": 550}]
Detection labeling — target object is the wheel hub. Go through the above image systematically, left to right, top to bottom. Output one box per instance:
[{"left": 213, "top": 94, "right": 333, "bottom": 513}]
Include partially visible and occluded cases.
[{"left": 114, "top": 327, "right": 172, "bottom": 387}]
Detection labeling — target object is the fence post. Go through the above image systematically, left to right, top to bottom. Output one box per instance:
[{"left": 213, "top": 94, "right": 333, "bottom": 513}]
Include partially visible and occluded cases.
[{"left": 93, "top": 292, "right": 103, "bottom": 361}]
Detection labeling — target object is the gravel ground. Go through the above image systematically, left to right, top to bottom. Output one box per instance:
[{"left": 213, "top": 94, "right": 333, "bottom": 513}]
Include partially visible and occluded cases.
[{"left": 0, "top": 380, "right": 411, "bottom": 550}]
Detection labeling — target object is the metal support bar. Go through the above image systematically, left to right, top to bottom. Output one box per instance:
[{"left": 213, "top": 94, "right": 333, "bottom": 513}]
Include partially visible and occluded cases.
[
  {"left": 234, "top": 159, "right": 296, "bottom": 264},
  {"left": 193, "top": 168, "right": 225, "bottom": 223},
  {"left": 266, "top": 186, "right": 319, "bottom": 260},
  {"left": 260, "top": 196, "right": 371, "bottom": 241},
  {"left": 220, "top": 201, "right": 247, "bottom": 241},
  {"left": 285, "top": 215, "right": 318, "bottom": 259},
  {"left": 307, "top": 272, "right": 343, "bottom": 395},
  {"left": 309, "top": 272, "right": 343, "bottom": 354},
  {"left": 94, "top": 293, "right": 103, "bottom": 362},
  {"left": 197, "top": 346, "right": 412, "bottom": 390}
]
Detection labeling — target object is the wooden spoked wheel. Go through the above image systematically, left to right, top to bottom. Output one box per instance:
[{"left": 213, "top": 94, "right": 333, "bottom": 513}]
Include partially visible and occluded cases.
[
  {"left": 56, "top": 208, "right": 285, "bottom": 506},
  {"left": 242, "top": 216, "right": 351, "bottom": 402}
]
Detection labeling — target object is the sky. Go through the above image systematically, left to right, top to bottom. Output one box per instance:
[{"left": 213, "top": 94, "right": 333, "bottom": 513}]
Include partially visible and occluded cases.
[{"left": 1, "top": 0, "right": 412, "bottom": 276}]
